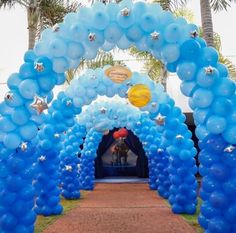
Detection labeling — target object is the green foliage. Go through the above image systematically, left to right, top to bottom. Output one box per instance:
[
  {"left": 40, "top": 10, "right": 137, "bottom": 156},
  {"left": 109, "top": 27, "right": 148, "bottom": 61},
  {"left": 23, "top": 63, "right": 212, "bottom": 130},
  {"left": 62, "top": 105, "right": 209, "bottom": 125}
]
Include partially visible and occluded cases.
[
  {"left": 40, "top": 0, "right": 78, "bottom": 29},
  {"left": 153, "top": 0, "right": 187, "bottom": 11},
  {"left": 34, "top": 193, "right": 89, "bottom": 233},
  {"left": 181, "top": 198, "right": 204, "bottom": 233}
]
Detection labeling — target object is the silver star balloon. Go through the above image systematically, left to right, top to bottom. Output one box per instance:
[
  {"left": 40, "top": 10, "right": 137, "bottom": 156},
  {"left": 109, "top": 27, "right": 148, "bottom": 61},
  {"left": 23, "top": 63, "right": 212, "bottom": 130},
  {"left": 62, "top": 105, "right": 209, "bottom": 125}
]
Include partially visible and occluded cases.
[
  {"left": 120, "top": 7, "right": 130, "bottom": 16},
  {"left": 52, "top": 23, "right": 60, "bottom": 32},
  {"left": 190, "top": 30, "right": 198, "bottom": 38},
  {"left": 150, "top": 31, "right": 160, "bottom": 40},
  {"left": 88, "top": 32, "right": 96, "bottom": 42},
  {"left": 34, "top": 62, "right": 45, "bottom": 72},
  {"left": 204, "top": 66, "right": 215, "bottom": 75},
  {"left": 4, "top": 92, "right": 14, "bottom": 101},
  {"left": 30, "top": 96, "right": 48, "bottom": 114},
  {"left": 66, "top": 100, "right": 72, "bottom": 106},
  {"left": 151, "top": 102, "right": 157, "bottom": 108},
  {"left": 100, "top": 107, "right": 107, "bottom": 114},
  {"left": 154, "top": 113, "right": 165, "bottom": 126},
  {"left": 54, "top": 133, "right": 60, "bottom": 139},
  {"left": 176, "top": 134, "right": 184, "bottom": 140},
  {"left": 20, "top": 142, "right": 28, "bottom": 151},
  {"left": 224, "top": 145, "right": 236, "bottom": 153},
  {"left": 157, "top": 148, "right": 164, "bottom": 153},
  {"left": 39, "top": 155, "right": 46, "bottom": 162},
  {"left": 65, "top": 165, "right": 72, "bottom": 172}
]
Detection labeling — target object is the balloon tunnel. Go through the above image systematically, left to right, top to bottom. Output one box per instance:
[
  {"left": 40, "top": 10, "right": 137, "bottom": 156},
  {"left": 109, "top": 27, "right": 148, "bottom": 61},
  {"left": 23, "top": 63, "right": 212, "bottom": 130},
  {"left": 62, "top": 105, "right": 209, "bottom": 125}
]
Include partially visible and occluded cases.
[{"left": 0, "top": 0, "right": 235, "bottom": 233}]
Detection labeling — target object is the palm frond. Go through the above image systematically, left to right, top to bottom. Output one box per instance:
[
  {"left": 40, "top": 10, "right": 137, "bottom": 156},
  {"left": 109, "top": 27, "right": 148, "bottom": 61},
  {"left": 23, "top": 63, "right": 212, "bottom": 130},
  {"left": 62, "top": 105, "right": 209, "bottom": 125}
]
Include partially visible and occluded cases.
[
  {"left": 0, "top": 0, "right": 18, "bottom": 8},
  {"left": 153, "top": 0, "right": 187, "bottom": 12},
  {"left": 210, "top": 0, "right": 236, "bottom": 12},
  {"left": 219, "top": 53, "right": 236, "bottom": 80}
]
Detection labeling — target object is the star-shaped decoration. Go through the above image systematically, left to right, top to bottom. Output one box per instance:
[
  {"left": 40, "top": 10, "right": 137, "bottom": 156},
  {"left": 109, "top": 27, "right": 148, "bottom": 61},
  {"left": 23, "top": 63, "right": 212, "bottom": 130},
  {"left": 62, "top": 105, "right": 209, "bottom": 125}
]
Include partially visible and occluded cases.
[
  {"left": 120, "top": 7, "right": 130, "bottom": 16},
  {"left": 52, "top": 23, "right": 60, "bottom": 32},
  {"left": 190, "top": 30, "right": 198, "bottom": 38},
  {"left": 150, "top": 31, "right": 160, "bottom": 40},
  {"left": 88, "top": 32, "right": 96, "bottom": 42},
  {"left": 34, "top": 62, "right": 44, "bottom": 72},
  {"left": 204, "top": 66, "right": 215, "bottom": 75},
  {"left": 90, "top": 75, "right": 97, "bottom": 80},
  {"left": 126, "top": 81, "right": 133, "bottom": 87},
  {"left": 4, "top": 92, "right": 14, "bottom": 101},
  {"left": 30, "top": 96, "right": 48, "bottom": 114},
  {"left": 66, "top": 100, "right": 72, "bottom": 106},
  {"left": 151, "top": 102, "right": 157, "bottom": 108},
  {"left": 100, "top": 107, "right": 107, "bottom": 114},
  {"left": 154, "top": 114, "right": 165, "bottom": 126},
  {"left": 114, "top": 115, "right": 118, "bottom": 120},
  {"left": 136, "top": 121, "right": 141, "bottom": 126},
  {"left": 54, "top": 133, "right": 60, "bottom": 139},
  {"left": 176, "top": 134, "right": 184, "bottom": 140},
  {"left": 20, "top": 142, "right": 28, "bottom": 151},
  {"left": 143, "top": 142, "right": 148, "bottom": 146},
  {"left": 224, "top": 145, "right": 236, "bottom": 153},
  {"left": 157, "top": 148, "right": 164, "bottom": 153},
  {"left": 39, "top": 155, "right": 46, "bottom": 162},
  {"left": 77, "top": 164, "right": 81, "bottom": 171},
  {"left": 65, "top": 165, "right": 72, "bottom": 172}
]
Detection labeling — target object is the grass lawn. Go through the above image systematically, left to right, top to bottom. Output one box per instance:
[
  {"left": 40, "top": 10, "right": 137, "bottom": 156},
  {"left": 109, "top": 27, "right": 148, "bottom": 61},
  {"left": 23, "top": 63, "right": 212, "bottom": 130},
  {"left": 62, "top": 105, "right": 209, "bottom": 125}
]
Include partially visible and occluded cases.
[
  {"left": 34, "top": 192, "right": 89, "bottom": 233},
  {"left": 181, "top": 198, "right": 204, "bottom": 233}
]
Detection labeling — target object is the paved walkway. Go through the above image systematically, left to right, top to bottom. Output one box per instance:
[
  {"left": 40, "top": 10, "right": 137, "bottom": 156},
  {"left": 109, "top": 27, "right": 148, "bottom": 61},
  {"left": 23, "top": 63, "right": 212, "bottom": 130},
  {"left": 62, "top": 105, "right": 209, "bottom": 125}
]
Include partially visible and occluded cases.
[{"left": 44, "top": 184, "right": 196, "bottom": 233}]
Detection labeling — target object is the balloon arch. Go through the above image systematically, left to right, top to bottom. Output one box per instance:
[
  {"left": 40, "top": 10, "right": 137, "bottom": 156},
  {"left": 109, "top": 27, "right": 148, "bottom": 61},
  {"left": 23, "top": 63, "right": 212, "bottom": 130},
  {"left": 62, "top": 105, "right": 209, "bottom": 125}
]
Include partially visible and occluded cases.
[{"left": 0, "top": 0, "right": 236, "bottom": 232}]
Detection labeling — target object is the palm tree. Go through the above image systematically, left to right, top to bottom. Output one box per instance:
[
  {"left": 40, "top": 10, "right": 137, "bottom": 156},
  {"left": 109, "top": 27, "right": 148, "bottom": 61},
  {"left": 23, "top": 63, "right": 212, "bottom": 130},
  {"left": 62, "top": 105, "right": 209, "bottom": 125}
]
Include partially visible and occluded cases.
[{"left": 0, "top": 0, "right": 78, "bottom": 49}]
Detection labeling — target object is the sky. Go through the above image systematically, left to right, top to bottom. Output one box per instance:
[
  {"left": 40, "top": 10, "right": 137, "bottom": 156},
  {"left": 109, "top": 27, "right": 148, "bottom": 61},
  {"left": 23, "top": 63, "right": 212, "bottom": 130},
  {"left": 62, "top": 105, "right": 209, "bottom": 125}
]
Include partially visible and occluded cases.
[{"left": 0, "top": 0, "right": 235, "bottom": 111}]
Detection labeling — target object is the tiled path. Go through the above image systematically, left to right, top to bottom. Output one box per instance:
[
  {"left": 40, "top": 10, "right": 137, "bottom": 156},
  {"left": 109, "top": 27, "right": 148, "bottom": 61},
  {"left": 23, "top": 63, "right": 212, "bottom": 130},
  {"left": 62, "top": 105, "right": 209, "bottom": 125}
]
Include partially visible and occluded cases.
[{"left": 44, "top": 183, "right": 196, "bottom": 233}]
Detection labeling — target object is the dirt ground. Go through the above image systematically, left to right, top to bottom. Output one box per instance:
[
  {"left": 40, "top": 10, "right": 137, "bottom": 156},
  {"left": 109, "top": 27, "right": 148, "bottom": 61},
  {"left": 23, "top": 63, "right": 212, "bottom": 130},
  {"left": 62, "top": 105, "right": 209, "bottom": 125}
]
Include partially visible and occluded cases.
[{"left": 44, "top": 183, "right": 196, "bottom": 233}]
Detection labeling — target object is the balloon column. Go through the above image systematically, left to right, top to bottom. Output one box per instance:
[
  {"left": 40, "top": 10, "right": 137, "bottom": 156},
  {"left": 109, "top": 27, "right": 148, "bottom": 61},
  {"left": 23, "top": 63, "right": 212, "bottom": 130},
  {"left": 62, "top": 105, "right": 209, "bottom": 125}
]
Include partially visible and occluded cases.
[
  {"left": 0, "top": 0, "right": 234, "bottom": 232},
  {"left": 59, "top": 124, "right": 86, "bottom": 199}
]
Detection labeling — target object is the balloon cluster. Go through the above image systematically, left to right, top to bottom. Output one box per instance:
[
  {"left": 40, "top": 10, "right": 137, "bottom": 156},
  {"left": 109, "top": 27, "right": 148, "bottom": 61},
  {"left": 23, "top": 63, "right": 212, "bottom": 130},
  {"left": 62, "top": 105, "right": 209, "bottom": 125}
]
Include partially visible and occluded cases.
[
  {"left": 34, "top": 92, "right": 81, "bottom": 215},
  {"left": 59, "top": 125, "right": 86, "bottom": 199},
  {"left": 113, "top": 128, "right": 128, "bottom": 139},
  {"left": 79, "top": 130, "right": 103, "bottom": 190},
  {"left": 198, "top": 134, "right": 236, "bottom": 233},
  {"left": 0, "top": 144, "right": 36, "bottom": 233},
  {"left": 34, "top": 149, "right": 63, "bottom": 216},
  {"left": 155, "top": 149, "right": 170, "bottom": 199}
]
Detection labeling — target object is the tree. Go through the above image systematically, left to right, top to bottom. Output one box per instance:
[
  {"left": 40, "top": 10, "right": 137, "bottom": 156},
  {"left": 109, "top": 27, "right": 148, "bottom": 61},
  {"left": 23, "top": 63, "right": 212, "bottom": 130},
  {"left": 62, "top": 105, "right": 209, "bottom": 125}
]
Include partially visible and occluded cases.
[{"left": 0, "top": 0, "right": 78, "bottom": 49}]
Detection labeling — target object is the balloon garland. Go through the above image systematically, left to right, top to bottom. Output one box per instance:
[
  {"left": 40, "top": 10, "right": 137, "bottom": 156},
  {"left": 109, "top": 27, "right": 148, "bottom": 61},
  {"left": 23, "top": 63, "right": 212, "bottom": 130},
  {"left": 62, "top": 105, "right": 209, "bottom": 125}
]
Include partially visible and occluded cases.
[{"left": 0, "top": 0, "right": 235, "bottom": 232}]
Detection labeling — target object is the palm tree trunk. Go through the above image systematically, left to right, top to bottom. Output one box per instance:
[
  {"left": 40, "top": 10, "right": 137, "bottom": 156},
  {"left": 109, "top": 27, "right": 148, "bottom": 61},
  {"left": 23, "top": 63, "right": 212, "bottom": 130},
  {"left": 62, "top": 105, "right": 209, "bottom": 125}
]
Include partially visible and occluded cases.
[
  {"left": 200, "top": 0, "right": 214, "bottom": 47},
  {"left": 27, "top": 2, "right": 40, "bottom": 49}
]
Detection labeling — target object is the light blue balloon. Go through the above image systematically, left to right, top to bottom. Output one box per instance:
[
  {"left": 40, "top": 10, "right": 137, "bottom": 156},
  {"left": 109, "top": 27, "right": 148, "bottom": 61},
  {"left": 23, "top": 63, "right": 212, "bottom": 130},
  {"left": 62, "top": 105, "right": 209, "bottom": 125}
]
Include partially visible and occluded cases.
[
  {"left": 139, "top": 13, "right": 156, "bottom": 32},
  {"left": 104, "top": 23, "right": 123, "bottom": 43},
  {"left": 126, "top": 24, "right": 144, "bottom": 42},
  {"left": 67, "top": 42, "right": 85, "bottom": 60},
  {"left": 161, "top": 44, "right": 180, "bottom": 63},
  {"left": 52, "top": 57, "right": 69, "bottom": 74},
  {"left": 176, "top": 62, "right": 197, "bottom": 81},
  {"left": 196, "top": 67, "right": 219, "bottom": 88},
  {"left": 7, "top": 73, "right": 22, "bottom": 90},
  {"left": 19, "top": 79, "right": 39, "bottom": 100},
  {"left": 180, "top": 81, "right": 197, "bottom": 97},
  {"left": 192, "top": 88, "right": 214, "bottom": 108},
  {"left": 11, "top": 107, "right": 29, "bottom": 126},
  {"left": 206, "top": 115, "right": 227, "bottom": 134},
  {"left": 0, "top": 116, "right": 16, "bottom": 133},
  {"left": 19, "top": 121, "right": 38, "bottom": 140},
  {"left": 222, "top": 125, "right": 236, "bottom": 144},
  {"left": 3, "top": 133, "right": 21, "bottom": 149}
]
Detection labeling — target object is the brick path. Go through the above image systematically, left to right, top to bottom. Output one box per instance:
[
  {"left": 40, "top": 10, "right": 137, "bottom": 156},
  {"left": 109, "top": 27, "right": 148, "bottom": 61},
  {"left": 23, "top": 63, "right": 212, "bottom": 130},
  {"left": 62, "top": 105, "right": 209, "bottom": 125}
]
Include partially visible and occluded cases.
[{"left": 44, "top": 183, "right": 196, "bottom": 233}]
